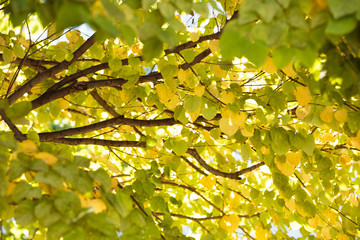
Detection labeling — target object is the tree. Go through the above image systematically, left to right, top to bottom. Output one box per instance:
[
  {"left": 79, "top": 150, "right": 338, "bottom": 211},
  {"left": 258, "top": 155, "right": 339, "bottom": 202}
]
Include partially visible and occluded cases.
[{"left": 0, "top": 0, "right": 359, "bottom": 239}]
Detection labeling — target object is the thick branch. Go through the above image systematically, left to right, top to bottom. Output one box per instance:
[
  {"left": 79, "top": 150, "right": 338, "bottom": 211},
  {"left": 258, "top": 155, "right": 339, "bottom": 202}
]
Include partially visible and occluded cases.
[
  {"left": 7, "top": 33, "right": 97, "bottom": 105},
  {"left": 186, "top": 149, "right": 265, "bottom": 180}
]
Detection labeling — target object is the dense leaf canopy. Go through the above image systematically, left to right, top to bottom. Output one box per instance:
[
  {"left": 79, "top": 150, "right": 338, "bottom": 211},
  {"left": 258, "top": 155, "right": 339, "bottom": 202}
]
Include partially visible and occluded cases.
[{"left": 0, "top": 0, "right": 360, "bottom": 239}]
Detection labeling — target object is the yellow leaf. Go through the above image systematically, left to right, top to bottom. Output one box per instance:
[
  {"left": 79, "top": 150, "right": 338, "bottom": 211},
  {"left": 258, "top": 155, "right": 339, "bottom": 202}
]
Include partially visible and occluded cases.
[
  {"left": 66, "top": 30, "right": 80, "bottom": 44},
  {"left": 190, "top": 32, "right": 200, "bottom": 42},
  {"left": 0, "top": 36, "right": 6, "bottom": 46},
  {"left": 209, "top": 40, "right": 219, "bottom": 53},
  {"left": 132, "top": 44, "right": 141, "bottom": 54},
  {"left": 262, "top": 56, "right": 277, "bottom": 74},
  {"left": 281, "top": 62, "right": 297, "bottom": 77},
  {"left": 213, "top": 65, "right": 227, "bottom": 78},
  {"left": 229, "top": 72, "right": 239, "bottom": 80},
  {"left": 156, "top": 83, "right": 174, "bottom": 104},
  {"left": 208, "top": 83, "right": 219, "bottom": 97},
  {"left": 194, "top": 85, "right": 205, "bottom": 96},
  {"left": 294, "top": 86, "right": 312, "bottom": 106},
  {"left": 220, "top": 91, "right": 235, "bottom": 104},
  {"left": 164, "top": 94, "right": 180, "bottom": 110},
  {"left": 57, "top": 98, "right": 69, "bottom": 109},
  {"left": 296, "top": 105, "right": 312, "bottom": 120},
  {"left": 320, "top": 106, "right": 334, "bottom": 123},
  {"left": 334, "top": 108, "right": 347, "bottom": 123},
  {"left": 231, "top": 112, "right": 247, "bottom": 128},
  {"left": 219, "top": 117, "right": 239, "bottom": 137},
  {"left": 240, "top": 127, "right": 254, "bottom": 137},
  {"left": 349, "top": 131, "right": 360, "bottom": 149},
  {"left": 19, "top": 140, "right": 38, "bottom": 155},
  {"left": 261, "top": 146, "right": 270, "bottom": 155},
  {"left": 34, "top": 152, "right": 58, "bottom": 166},
  {"left": 285, "top": 152, "right": 301, "bottom": 166},
  {"left": 339, "top": 153, "right": 353, "bottom": 167},
  {"left": 275, "top": 157, "right": 295, "bottom": 177},
  {"left": 301, "top": 168, "right": 311, "bottom": 183},
  {"left": 200, "top": 175, "right": 216, "bottom": 189},
  {"left": 228, "top": 179, "right": 238, "bottom": 189},
  {"left": 6, "top": 182, "right": 17, "bottom": 196},
  {"left": 228, "top": 191, "right": 241, "bottom": 209},
  {"left": 77, "top": 193, "right": 89, "bottom": 208},
  {"left": 349, "top": 193, "right": 359, "bottom": 207},
  {"left": 285, "top": 198, "right": 296, "bottom": 211},
  {"left": 88, "top": 199, "right": 107, "bottom": 213},
  {"left": 323, "top": 209, "right": 337, "bottom": 223},
  {"left": 220, "top": 214, "right": 240, "bottom": 233},
  {"left": 308, "top": 217, "right": 318, "bottom": 228},
  {"left": 256, "top": 226, "right": 270, "bottom": 240},
  {"left": 321, "top": 226, "right": 331, "bottom": 239},
  {"left": 337, "top": 233, "right": 350, "bottom": 240}
]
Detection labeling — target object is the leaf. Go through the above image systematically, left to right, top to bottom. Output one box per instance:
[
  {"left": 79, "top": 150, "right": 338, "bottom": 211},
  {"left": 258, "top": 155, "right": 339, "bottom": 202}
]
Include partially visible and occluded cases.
[
  {"left": 327, "top": 0, "right": 358, "bottom": 19},
  {"left": 57, "top": 2, "right": 90, "bottom": 31},
  {"left": 326, "top": 16, "right": 357, "bottom": 35},
  {"left": 190, "top": 32, "right": 200, "bottom": 42},
  {"left": 142, "top": 37, "right": 163, "bottom": 61},
  {"left": 13, "top": 43, "right": 25, "bottom": 58},
  {"left": 272, "top": 46, "right": 295, "bottom": 69},
  {"left": 262, "top": 56, "right": 277, "bottom": 74},
  {"left": 294, "top": 86, "right": 312, "bottom": 106},
  {"left": 184, "top": 95, "right": 202, "bottom": 113},
  {"left": 5, "top": 101, "right": 32, "bottom": 120},
  {"left": 296, "top": 105, "right": 312, "bottom": 120},
  {"left": 320, "top": 106, "right": 334, "bottom": 123},
  {"left": 334, "top": 108, "right": 347, "bottom": 123},
  {"left": 219, "top": 117, "right": 239, "bottom": 137},
  {"left": 303, "top": 135, "right": 315, "bottom": 156},
  {"left": 19, "top": 140, "right": 38, "bottom": 155},
  {"left": 172, "top": 140, "right": 188, "bottom": 156},
  {"left": 241, "top": 144, "right": 252, "bottom": 161},
  {"left": 34, "top": 152, "right": 58, "bottom": 166},
  {"left": 285, "top": 152, "right": 301, "bottom": 166},
  {"left": 275, "top": 156, "right": 295, "bottom": 176},
  {"left": 200, "top": 175, "right": 216, "bottom": 189},
  {"left": 88, "top": 199, "right": 107, "bottom": 214},
  {"left": 220, "top": 214, "right": 240, "bottom": 233}
]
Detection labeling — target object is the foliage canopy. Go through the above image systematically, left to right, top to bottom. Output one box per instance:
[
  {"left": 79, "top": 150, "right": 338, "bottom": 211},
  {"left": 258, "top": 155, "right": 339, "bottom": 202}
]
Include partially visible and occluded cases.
[{"left": 1, "top": 0, "right": 360, "bottom": 239}]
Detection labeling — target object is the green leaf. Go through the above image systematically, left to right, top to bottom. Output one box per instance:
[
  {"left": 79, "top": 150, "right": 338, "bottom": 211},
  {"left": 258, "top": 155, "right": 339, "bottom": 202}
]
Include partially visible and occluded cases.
[
  {"left": 142, "top": 0, "right": 157, "bottom": 10},
  {"left": 327, "top": 0, "right": 358, "bottom": 19},
  {"left": 159, "top": 1, "right": 175, "bottom": 19},
  {"left": 256, "top": 1, "right": 281, "bottom": 23},
  {"left": 57, "top": 2, "right": 90, "bottom": 31},
  {"left": 326, "top": 15, "right": 357, "bottom": 35},
  {"left": 220, "top": 30, "right": 250, "bottom": 59},
  {"left": 142, "top": 37, "right": 163, "bottom": 61},
  {"left": 244, "top": 41, "right": 269, "bottom": 67},
  {"left": 13, "top": 43, "right": 25, "bottom": 58},
  {"left": 272, "top": 46, "right": 295, "bottom": 69},
  {"left": 109, "top": 57, "right": 122, "bottom": 71},
  {"left": 184, "top": 95, "right": 202, "bottom": 113},
  {"left": 5, "top": 101, "right": 32, "bottom": 120},
  {"left": 202, "top": 106, "right": 217, "bottom": 120},
  {"left": 0, "top": 132, "right": 17, "bottom": 149},
  {"left": 302, "top": 135, "right": 315, "bottom": 156},
  {"left": 172, "top": 139, "right": 188, "bottom": 156},
  {"left": 241, "top": 144, "right": 252, "bottom": 161},
  {"left": 74, "top": 156, "right": 90, "bottom": 167},
  {"left": 89, "top": 168, "right": 111, "bottom": 193},
  {"left": 35, "top": 171, "right": 63, "bottom": 189},
  {"left": 54, "top": 190, "right": 81, "bottom": 217},
  {"left": 107, "top": 191, "right": 133, "bottom": 217},
  {"left": 14, "top": 200, "right": 36, "bottom": 226},
  {"left": 35, "top": 201, "right": 62, "bottom": 227},
  {"left": 130, "top": 209, "right": 146, "bottom": 227}
]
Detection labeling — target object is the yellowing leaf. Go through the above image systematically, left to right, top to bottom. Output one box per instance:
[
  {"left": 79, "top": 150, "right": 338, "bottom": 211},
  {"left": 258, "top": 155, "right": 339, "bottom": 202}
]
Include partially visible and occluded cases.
[
  {"left": 66, "top": 30, "right": 80, "bottom": 44},
  {"left": 190, "top": 32, "right": 200, "bottom": 42},
  {"left": 209, "top": 40, "right": 219, "bottom": 53},
  {"left": 262, "top": 56, "right": 277, "bottom": 74},
  {"left": 281, "top": 62, "right": 297, "bottom": 77},
  {"left": 213, "top": 65, "right": 227, "bottom": 78},
  {"left": 229, "top": 72, "right": 239, "bottom": 80},
  {"left": 156, "top": 83, "right": 174, "bottom": 104},
  {"left": 208, "top": 83, "right": 219, "bottom": 97},
  {"left": 194, "top": 85, "right": 205, "bottom": 96},
  {"left": 294, "top": 86, "right": 312, "bottom": 106},
  {"left": 220, "top": 91, "right": 235, "bottom": 104},
  {"left": 164, "top": 94, "right": 180, "bottom": 110},
  {"left": 57, "top": 98, "right": 69, "bottom": 109},
  {"left": 296, "top": 105, "right": 312, "bottom": 120},
  {"left": 320, "top": 106, "right": 334, "bottom": 123},
  {"left": 334, "top": 108, "right": 347, "bottom": 123},
  {"left": 231, "top": 112, "right": 247, "bottom": 128},
  {"left": 219, "top": 117, "right": 239, "bottom": 137},
  {"left": 240, "top": 125, "right": 254, "bottom": 137},
  {"left": 349, "top": 131, "right": 360, "bottom": 149},
  {"left": 19, "top": 140, "right": 38, "bottom": 155},
  {"left": 261, "top": 146, "right": 270, "bottom": 155},
  {"left": 34, "top": 152, "right": 58, "bottom": 166},
  {"left": 285, "top": 152, "right": 301, "bottom": 166},
  {"left": 339, "top": 153, "right": 353, "bottom": 167},
  {"left": 275, "top": 157, "right": 295, "bottom": 177},
  {"left": 301, "top": 168, "right": 311, "bottom": 183},
  {"left": 200, "top": 175, "right": 216, "bottom": 189},
  {"left": 228, "top": 179, "right": 238, "bottom": 189},
  {"left": 6, "top": 182, "right": 17, "bottom": 196},
  {"left": 228, "top": 191, "right": 241, "bottom": 209},
  {"left": 349, "top": 193, "right": 359, "bottom": 207},
  {"left": 285, "top": 198, "right": 296, "bottom": 211},
  {"left": 88, "top": 199, "right": 107, "bottom": 213},
  {"left": 220, "top": 214, "right": 240, "bottom": 233},
  {"left": 308, "top": 217, "right": 318, "bottom": 228},
  {"left": 256, "top": 226, "right": 270, "bottom": 240},
  {"left": 321, "top": 226, "right": 331, "bottom": 239},
  {"left": 337, "top": 233, "right": 350, "bottom": 240}
]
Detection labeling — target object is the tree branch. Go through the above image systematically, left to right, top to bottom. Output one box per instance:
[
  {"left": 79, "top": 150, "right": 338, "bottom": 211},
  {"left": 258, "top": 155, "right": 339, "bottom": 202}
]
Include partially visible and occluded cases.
[
  {"left": 7, "top": 33, "right": 97, "bottom": 105},
  {"left": 0, "top": 109, "right": 27, "bottom": 141},
  {"left": 153, "top": 212, "right": 260, "bottom": 221}
]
